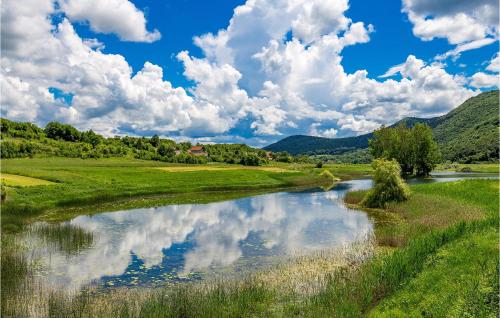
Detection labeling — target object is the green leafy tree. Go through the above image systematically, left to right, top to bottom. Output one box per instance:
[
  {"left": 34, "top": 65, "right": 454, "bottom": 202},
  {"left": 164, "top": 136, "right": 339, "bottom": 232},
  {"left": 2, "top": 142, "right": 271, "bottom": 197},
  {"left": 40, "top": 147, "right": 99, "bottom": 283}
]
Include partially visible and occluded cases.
[
  {"left": 44, "top": 122, "right": 81, "bottom": 142},
  {"left": 369, "top": 123, "right": 440, "bottom": 176},
  {"left": 412, "top": 123, "right": 441, "bottom": 176},
  {"left": 81, "top": 130, "right": 103, "bottom": 148},
  {"left": 150, "top": 134, "right": 160, "bottom": 148},
  {"left": 158, "top": 144, "right": 175, "bottom": 158},
  {"left": 275, "top": 151, "right": 292, "bottom": 163},
  {"left": 240, "top": 153, "right": 261, "bottom": 166},
  {"left": 362, "top": 159, "right": 411, "bottom": 208}
]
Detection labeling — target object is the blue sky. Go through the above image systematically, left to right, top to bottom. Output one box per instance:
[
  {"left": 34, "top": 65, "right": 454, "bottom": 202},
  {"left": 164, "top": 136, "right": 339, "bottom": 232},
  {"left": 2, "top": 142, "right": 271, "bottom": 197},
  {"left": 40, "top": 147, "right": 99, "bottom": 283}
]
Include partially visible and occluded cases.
[
  {"left": 2, "top": 0, "right": 499, "bottom": 146},
  {"left": 72, "top": 0, "right": 497, "bottom": 89}
]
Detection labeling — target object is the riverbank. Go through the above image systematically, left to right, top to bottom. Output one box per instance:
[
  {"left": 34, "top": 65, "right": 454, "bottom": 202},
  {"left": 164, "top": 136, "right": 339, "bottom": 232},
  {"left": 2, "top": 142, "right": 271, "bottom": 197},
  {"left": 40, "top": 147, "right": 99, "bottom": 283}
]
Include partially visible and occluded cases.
[{"left": 2, "top": 173, "right": 497, "bottom": 317}]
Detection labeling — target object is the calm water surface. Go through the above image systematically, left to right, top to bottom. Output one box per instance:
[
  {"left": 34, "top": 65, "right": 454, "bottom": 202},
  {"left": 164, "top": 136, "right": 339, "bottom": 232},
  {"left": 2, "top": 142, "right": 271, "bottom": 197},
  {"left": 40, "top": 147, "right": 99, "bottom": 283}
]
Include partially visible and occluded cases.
[{"left": 25, "top": 172, "right": 497, "bottom": 292}]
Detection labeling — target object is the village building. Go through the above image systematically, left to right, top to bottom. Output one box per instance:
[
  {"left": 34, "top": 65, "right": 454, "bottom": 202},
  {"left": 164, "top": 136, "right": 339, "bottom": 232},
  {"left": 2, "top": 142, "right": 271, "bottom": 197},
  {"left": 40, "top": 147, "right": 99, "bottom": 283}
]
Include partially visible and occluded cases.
[{"left": 188, "top": 146, "right": 208, "bottom": 156}]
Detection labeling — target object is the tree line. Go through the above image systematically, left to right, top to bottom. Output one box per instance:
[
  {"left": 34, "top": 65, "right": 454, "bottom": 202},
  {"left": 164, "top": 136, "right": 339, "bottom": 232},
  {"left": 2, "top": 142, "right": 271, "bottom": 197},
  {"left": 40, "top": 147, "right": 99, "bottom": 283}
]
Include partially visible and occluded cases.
[{"left": 0, "top": 119, "right": 298, "bottom": 165}]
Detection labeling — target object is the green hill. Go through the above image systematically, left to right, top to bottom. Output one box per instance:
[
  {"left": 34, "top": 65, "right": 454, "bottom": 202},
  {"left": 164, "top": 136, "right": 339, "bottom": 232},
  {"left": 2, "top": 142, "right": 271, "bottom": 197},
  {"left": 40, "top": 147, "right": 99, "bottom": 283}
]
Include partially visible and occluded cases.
[{"left": 264, "top": 90, "right": 499, "bottom": 163}]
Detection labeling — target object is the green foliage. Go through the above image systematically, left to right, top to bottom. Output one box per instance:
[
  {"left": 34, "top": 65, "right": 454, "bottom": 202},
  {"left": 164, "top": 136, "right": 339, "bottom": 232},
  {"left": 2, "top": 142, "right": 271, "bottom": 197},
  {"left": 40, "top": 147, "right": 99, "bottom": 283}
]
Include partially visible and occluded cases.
[
  {"left": 431, "top": 90, "right": 499, "bottom": 163},
  {"left": 1, "top": 118, "right": 44, "bottom": 139},
  {"left": 0, "top": 119, "right": 275, "bottom": 165},
  {"left": 44, "top": 121, "right": 81, "bottom": 142},
  {"left": 370, "top": 123, "right": 440, "bottom": 176},
  {"left": 412, "top": 124, "right": 441, "bottom": 176},
  {"left": 80, "top": 130, "right": 103, "bottom": 148},
  {"left": 150, "top": 134, "right": 160, "bottom": 147},
  {"left": 158, "top": 143, "right": 175, "bottom": 158},
  {"left": 311, "top": 148, "right": 372, "bottom": 164},
  {"left": 274, "top": 151, "right": 293, "bottom": 163},
  {"left": 240, "top": 153, "right": 261, "bottom": 166},
  {"left": 362, "top": 159, "right": 410, "bottom": 208},
  {"left": 315, "top": 161, "right": 323, "bottom": 168},
  {"left": 370, "top": 228, "right": 499, "bottom": 317}
]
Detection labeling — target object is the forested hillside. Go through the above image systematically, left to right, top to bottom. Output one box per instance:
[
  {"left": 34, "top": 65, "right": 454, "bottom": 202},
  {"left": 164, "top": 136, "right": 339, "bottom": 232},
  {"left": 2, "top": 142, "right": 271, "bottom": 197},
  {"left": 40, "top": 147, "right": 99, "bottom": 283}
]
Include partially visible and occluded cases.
[
  {"left": 265, "top": 90, "right": 499, "bottom": 163},
  {"left": 430, "top": 90, "right": 499, "bottom": 162},
  {"left": 0, "top": 119, "right": 280, "bottom": 165},
  {"left": 263, "top": 133, "right": 372, "bottom": 156}
]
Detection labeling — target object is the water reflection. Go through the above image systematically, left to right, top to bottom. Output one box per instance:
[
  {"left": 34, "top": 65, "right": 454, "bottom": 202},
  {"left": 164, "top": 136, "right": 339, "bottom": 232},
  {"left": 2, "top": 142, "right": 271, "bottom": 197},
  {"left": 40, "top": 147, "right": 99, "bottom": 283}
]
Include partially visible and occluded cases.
[
  {"left": 28, "top": 172, "right": 496, "bottom": 292},
  {"left": 30, "top": 181, "right": 373, "bottom": 291}
]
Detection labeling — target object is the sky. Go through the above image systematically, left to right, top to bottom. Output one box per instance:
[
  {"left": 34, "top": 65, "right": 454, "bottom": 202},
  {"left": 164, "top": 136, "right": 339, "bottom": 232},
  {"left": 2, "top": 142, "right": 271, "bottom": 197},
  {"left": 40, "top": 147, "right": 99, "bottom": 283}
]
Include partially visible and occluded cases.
[{"left": 1, "top": 0, "right": 499, "bottom": 146}]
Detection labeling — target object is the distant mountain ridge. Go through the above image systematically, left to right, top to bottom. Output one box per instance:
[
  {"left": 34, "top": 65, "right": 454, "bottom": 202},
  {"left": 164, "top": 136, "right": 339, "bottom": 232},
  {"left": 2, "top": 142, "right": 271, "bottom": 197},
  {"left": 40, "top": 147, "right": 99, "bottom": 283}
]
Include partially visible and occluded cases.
[{"left": 264, "top": 90, "right": 499, "bottom": 162}]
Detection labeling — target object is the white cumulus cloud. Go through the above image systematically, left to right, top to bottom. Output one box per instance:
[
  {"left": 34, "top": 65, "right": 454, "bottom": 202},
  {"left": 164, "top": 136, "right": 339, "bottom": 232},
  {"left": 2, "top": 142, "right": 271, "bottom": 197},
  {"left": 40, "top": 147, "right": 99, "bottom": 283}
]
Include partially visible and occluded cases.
[
  {"left": 0, "top": 0, "right": 481, "bottom": 144},
  {"left": 58, "top": 0, "right": 161, "bottom": 42}
]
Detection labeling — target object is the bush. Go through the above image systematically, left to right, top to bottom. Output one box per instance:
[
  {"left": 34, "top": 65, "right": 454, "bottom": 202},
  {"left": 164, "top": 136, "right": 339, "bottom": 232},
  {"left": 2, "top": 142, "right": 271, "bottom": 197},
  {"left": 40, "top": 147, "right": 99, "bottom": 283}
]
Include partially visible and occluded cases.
[
  {"left": 362, "top": 159, "right": 410, "bottom": 208},
  {"left": 315, "top": 161, "right": 323, "bottom": 168}
]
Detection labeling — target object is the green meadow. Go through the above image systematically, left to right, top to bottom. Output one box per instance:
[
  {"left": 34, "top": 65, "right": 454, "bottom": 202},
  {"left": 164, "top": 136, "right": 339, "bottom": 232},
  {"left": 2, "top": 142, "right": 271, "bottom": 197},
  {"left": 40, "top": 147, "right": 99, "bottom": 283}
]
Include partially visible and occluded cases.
[
  {"left": 1, "top": 156, "right": 498, "bottom": 317},
  {"left": 1, "top": 158, "right": 333, "bottom": 228}
]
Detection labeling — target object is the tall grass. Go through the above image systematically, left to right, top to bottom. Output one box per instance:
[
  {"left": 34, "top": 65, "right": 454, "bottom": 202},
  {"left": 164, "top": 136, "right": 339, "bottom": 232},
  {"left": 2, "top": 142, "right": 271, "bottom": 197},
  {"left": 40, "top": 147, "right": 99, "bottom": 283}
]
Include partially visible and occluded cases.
[{"left": 33, "top": 223, "right": 94, "bottom": 255}]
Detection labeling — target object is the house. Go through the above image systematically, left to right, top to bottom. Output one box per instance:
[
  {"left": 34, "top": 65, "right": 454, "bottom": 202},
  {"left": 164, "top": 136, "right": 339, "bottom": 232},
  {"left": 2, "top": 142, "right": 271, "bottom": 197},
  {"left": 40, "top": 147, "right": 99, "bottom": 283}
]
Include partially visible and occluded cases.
[
  {"left": 188, "top": 146, "right": 208, "bottom": 156},
  {"left": 265, "top": 151, "right": 273, "bottom": 160}
]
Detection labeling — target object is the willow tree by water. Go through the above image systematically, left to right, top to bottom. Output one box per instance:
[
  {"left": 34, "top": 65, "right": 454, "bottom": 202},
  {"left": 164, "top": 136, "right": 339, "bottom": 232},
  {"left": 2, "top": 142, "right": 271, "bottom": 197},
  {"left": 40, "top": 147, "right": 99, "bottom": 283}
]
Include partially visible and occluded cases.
[{"left": 362, "top": 158, "right": 411, "bottom": 208}]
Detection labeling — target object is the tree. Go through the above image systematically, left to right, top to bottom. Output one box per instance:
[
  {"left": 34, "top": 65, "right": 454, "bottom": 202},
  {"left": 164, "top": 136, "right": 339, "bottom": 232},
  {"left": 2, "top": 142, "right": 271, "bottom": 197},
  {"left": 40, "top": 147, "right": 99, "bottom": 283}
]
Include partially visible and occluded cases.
[
  {"left": 44, "top": 122, "right": 81, "bottom": 142},
  {"left": 369, "top": 123, "right": 440, "bottom": 176},
  {"left": 412, "top": 123, "right": 440, "bottom": 176},
  {"left": 81, "top": 130, "right": 103, "bottom": 148},
  {"left": 150, "top": 134, "right": 160, "bottom": 148},
  {"left": 158, "top": 143, "right": 175, "bottom": 158},
  {"left": 275, "top": 151, "right": 292, "bottom": 163},
  {"left": 240, "top": 153, "right": 261, "bottom": 166},
  {"left": 362, "top": 159, "right": 411, "bottom": 208}
]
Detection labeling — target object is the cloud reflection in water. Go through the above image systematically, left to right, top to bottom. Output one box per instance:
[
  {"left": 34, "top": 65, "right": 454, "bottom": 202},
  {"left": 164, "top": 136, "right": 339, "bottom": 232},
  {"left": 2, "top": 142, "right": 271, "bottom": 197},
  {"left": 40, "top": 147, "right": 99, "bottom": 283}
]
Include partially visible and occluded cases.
[{"left": 36, "top": 181, "right": 373, "bottom": 291}]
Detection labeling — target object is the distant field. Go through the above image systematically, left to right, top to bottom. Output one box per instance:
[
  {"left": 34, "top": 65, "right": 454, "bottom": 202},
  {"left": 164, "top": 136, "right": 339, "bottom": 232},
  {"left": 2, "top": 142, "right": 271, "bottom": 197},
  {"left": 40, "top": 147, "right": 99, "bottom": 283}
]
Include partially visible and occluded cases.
[
  {"left": 0, "top": 158, "right": 330, "bottom": 227},
  {"left": 436, "top": 163, "right": 499, "bottom": 173},
  {"left": 154, "top": 166, "right": 296, "bottom": 173},
  {"left": 1, "top": 173, "right": 55, "bottom": 187}
]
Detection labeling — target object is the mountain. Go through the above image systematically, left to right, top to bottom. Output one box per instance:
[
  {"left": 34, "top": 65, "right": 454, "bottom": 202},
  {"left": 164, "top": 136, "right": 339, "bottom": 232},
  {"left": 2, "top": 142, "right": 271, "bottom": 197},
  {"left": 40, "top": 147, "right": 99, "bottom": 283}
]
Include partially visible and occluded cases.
[{"left": 264, "top": 90, "right": 499, "bottom": 162}]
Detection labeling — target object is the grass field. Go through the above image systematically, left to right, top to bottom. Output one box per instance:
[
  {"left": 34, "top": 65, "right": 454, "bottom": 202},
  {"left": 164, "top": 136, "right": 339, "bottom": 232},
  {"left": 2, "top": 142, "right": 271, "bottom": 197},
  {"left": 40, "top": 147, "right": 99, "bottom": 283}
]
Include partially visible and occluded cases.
[
  {"left": 0, "top": 158, "right": 333, "bottom": 229},
  {"left": 436, "top": 162, "right": 499, "bottom": 173},
  {"left": 1, "top": 173, "right": 55, "bottom": 186}
]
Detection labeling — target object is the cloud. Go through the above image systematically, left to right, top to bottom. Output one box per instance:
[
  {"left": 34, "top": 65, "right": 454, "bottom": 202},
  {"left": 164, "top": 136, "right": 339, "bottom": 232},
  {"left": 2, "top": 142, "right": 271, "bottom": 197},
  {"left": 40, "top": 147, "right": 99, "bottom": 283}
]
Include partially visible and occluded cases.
[
  {"left": 0, "top": 0, "right": 478, "bottom": 144},
  {"left": 58, "top": 0, "right": 161, "bottom": 42},
  {"left": 402, "top": 0, "right": 499, "bottom": 45},
  {"left": 435, "top": 38, "right": 497, "bottom": 61},
  {"left": 486, "top": 52, "right": 500, "bottom": 72},
  {"left": 470, "top": 53, "right": 500, "bottom": 88},
  {"left": 470, "top": 72, "right": 498, "bottom": 88},
  {"left": 309, "top": 123, "right": 338, "bottom": 138},
  {"left": 37, "top": 190, "right": 372, "bottom": 290}
]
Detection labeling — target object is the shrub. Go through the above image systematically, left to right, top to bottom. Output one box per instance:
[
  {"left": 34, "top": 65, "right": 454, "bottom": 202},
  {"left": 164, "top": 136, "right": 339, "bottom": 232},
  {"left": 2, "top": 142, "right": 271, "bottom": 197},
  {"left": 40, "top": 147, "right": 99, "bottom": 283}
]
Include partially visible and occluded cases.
[
  {"left": 362, "top": 159, "right": 410, "bottom": 208},
  {"left": 315, "top": 161, "right": 323, "bottom": 168}
]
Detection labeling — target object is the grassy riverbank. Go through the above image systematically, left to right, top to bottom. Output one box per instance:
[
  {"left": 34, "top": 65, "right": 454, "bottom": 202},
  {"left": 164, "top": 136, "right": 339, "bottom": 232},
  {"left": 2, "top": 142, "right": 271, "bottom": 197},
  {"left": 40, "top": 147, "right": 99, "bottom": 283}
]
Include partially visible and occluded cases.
[
  {"left": 1, "top": 158, "right": 336, "bottom": 229},
  {"left": 2, "top": 175, "right": 497, "bottom": 317}
]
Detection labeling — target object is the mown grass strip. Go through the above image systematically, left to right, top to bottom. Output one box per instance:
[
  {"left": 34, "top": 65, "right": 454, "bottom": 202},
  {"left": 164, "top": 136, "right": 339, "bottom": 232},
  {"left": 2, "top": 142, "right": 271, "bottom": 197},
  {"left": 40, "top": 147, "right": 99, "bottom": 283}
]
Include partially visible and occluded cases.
[{"left": 1, "top": 173, "right": 55, "bottom": 187}]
